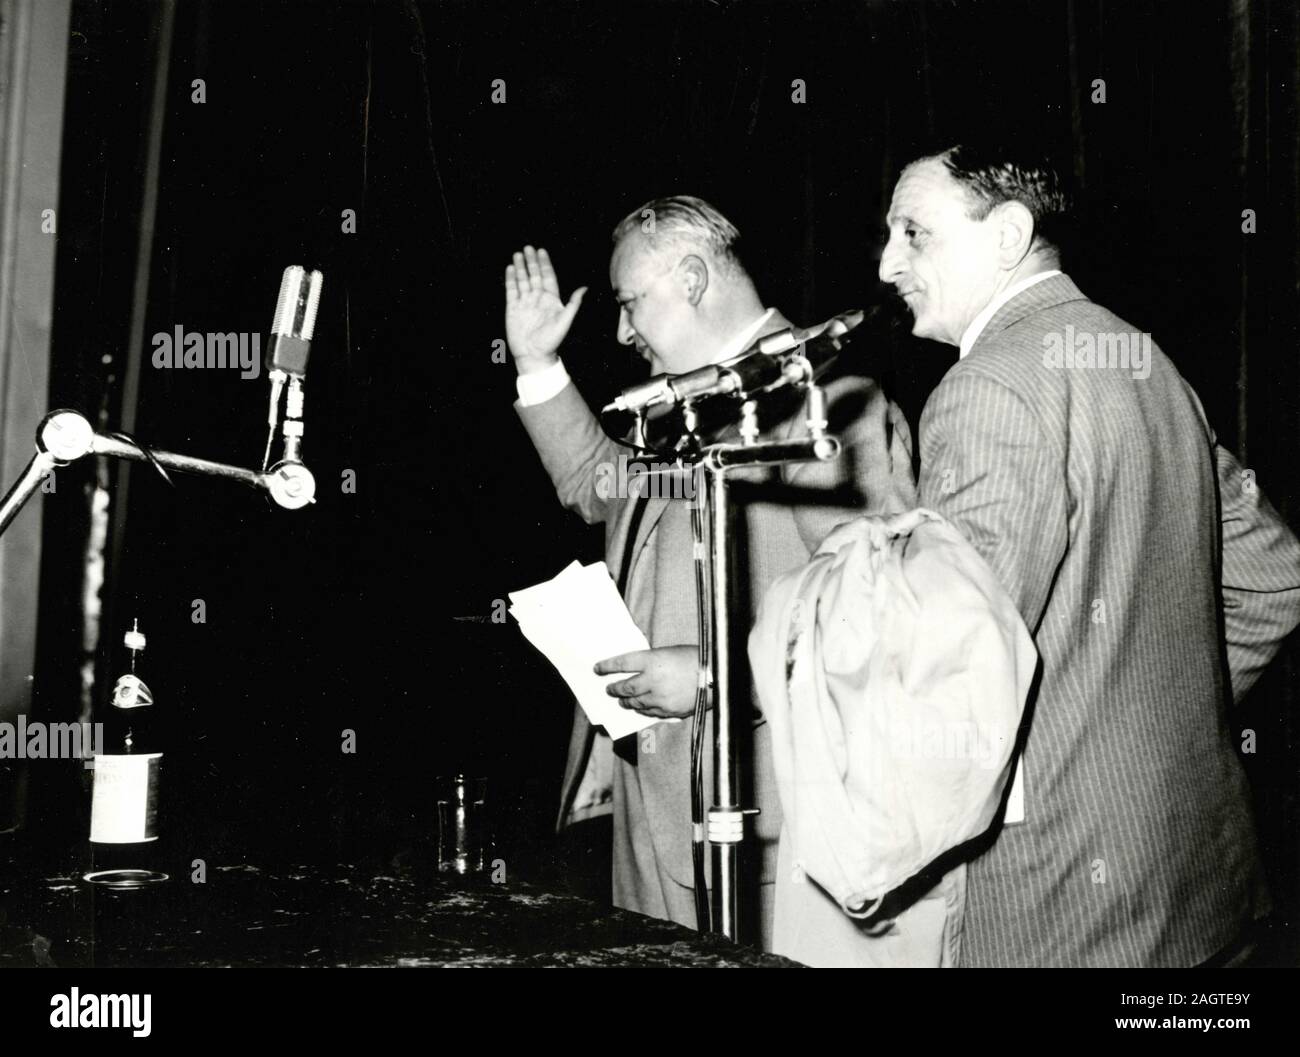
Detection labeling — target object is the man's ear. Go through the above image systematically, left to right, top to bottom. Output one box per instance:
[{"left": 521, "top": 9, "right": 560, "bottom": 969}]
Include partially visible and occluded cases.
[
  {"left": 993, "top": 202, "right": 1036, "bottom": 269},
  {"left": 677, "top": 255, "right": 709, "bottom": 306}
]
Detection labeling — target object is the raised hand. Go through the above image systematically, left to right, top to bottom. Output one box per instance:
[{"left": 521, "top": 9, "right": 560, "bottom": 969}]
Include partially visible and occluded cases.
[{"left": 504, "top": 245, "right": 587, "bottom": 374}]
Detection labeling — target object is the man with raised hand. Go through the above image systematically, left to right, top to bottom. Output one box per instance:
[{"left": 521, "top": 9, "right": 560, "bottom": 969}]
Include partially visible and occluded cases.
[{"left": 505, "top": 196, "right": 915, "bottom": 946}]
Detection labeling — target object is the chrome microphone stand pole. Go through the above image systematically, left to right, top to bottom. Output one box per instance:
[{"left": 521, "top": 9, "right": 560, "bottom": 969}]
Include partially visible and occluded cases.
[{"left": 690, "top": 367, "right": 841, "bottom": 942}]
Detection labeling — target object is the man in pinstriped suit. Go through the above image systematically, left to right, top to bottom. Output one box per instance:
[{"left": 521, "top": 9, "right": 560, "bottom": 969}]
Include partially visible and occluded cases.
[{"left": 878, "top": 144, "right": 1300, "bottom": 966}]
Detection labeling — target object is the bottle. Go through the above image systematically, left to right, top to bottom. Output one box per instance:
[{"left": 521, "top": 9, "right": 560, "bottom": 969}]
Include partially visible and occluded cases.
[{"left": 85, "top": 620, "right": 169, "bottom": 887}]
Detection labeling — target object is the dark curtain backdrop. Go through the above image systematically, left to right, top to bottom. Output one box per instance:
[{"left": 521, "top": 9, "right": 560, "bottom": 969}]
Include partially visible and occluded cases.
[{"left": 23, "top": 0, "right": 1299, "bottom": 943}]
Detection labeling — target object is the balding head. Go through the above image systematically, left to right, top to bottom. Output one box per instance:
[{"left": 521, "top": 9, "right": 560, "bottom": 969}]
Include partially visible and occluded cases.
[
  {"left": 608, "top": 195, "right": 763, "bottom": 374},
  {"left": 611, "top": 195, "right": 745, "bottom": 279}
]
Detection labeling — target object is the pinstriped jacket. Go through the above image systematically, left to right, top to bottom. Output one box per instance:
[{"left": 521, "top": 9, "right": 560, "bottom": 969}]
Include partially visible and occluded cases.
[{"left": 917, "top": 273, "right": 1300, "bottom": 966}]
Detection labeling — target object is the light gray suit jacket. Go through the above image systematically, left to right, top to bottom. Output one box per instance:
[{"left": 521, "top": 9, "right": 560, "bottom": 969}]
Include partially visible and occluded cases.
[
  {"left": 917, "top": 274, "right": 1300, "bottom": 966},
  {"left": 517, "top": 311, "right": 917, "bottom": 889}
]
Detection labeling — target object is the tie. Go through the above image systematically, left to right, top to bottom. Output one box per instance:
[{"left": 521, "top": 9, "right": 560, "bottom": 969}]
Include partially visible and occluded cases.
[{"left": 616, "top": 492, "right": 650, "bottom": 600}]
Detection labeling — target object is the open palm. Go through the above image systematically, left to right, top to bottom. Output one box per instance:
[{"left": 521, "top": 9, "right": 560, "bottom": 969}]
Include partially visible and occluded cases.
[{"left": 504, "top": 245, "right": 587, "bottom": 368}]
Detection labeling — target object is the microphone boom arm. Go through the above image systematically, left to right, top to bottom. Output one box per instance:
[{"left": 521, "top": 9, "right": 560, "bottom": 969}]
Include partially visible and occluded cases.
[{"left": 0, "top": 408, "right": 316, "bottom": 538}]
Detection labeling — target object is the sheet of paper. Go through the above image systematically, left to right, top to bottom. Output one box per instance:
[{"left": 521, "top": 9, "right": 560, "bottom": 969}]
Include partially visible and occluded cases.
[{"left": 509, "top": 561, "right": 677, "bottom": 742}]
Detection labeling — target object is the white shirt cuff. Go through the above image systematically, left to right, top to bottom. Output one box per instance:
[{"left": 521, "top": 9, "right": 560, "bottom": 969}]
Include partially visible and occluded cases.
[{"left": 515, "top": 359, "right": 570, "bottom": 406}]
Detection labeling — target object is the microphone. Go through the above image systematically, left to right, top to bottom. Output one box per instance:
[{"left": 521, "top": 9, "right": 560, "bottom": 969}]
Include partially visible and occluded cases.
[
  {"left": 261, "top": 266, "right": 324, "bottom": 481},
  {"left": 266, "top": 266, "right": 324, "bottom": 377},
  {"left": 601, "top": 309, "right": 864, "bottom": 415},
  {"left": 604, "top": 374, "right": 676, "bottom": 415}
]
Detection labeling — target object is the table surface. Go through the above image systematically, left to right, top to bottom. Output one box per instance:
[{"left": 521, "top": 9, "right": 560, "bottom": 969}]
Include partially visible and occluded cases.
[{"left": 0, "top": 850, "right": 798, "bottom": 968}]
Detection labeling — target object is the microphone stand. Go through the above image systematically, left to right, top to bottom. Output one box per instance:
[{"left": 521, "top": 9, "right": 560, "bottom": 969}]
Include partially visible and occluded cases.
[
  {"left": 681, "top": 355, "right": 840, "bottom": 943},
  {"left": 0, "top": 408, "right": 317, "bottom": 538}
]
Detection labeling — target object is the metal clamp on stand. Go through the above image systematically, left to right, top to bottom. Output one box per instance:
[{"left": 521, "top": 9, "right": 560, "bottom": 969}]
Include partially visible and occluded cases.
[{"left": 706, "top": 806, "right": 759, "bottom": 844}]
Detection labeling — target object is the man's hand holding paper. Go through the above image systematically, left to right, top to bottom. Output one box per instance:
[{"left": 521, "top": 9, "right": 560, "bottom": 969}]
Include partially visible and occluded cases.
[{"left": 508, "top": 561, "right": 679, "bottom": 742}]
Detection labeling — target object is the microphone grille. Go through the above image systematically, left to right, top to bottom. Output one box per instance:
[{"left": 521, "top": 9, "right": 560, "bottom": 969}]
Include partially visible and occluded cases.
[{"left": 272, "top": 266, "right": 305, "bottom": 336}]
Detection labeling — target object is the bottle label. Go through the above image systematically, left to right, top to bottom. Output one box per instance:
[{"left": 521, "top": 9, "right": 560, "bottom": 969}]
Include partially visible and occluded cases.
[{"left": 90, "top": 753, "right": 162, "bottom": 843}]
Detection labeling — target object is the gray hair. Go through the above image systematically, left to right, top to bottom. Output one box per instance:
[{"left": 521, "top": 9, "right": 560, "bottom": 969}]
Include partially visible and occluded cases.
[{"left": 611, "top": 195, "right": 745, "bottom": 277}]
